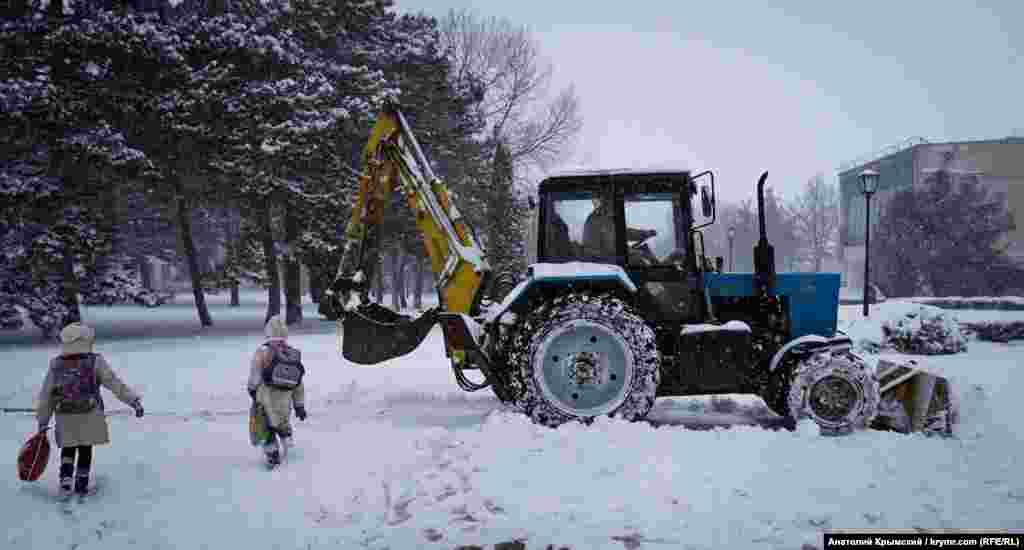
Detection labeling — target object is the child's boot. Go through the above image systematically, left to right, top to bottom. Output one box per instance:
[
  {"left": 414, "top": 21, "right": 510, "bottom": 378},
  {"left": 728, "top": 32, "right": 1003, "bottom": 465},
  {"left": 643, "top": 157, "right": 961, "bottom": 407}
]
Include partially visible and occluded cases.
[
  {"left": 263, "top": 429, "right": 281, "bottom": 468},
  {"left": 280, "top": 436, "right": 293, "bottom": 460},
  {"left": 59, "top": 461, "right": 73, "bottom": 499},
  {"left": 74, "top": 471, "right": 90, "bottom": 495}
]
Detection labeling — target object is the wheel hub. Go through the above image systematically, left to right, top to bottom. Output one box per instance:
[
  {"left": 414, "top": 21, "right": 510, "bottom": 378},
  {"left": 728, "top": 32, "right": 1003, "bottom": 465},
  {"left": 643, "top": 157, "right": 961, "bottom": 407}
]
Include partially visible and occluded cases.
[
  {"left": 535, "top": 320, "right": 634, "bottom": 417},
  {"left": 565, "top": 351, "right": 607, "bottom": 388},
  {"left": 808, "top": 375, "right": 858, "bottom": 422}
]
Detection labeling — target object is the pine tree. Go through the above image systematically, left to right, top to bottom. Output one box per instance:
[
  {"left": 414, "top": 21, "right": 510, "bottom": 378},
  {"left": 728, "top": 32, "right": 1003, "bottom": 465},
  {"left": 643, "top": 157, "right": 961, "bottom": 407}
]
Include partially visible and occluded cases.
[
  {"left": 1, "top": 4, "right": 171, "bottom": 335},
  {"left": 872, "top": 169, "right": 1019, "bottom": 296}
]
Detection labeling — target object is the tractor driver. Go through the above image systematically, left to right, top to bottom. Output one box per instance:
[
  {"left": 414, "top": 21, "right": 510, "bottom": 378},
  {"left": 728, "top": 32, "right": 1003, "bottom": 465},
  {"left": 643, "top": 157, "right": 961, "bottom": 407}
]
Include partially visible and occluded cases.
[{"left": 582, "top": 197, "right": 657, "bottom": 260}]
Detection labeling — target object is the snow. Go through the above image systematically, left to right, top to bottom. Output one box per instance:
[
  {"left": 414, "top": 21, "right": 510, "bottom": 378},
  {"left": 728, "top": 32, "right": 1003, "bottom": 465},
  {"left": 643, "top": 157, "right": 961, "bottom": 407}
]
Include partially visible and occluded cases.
[
  {"left": 549, "top": 166, "right": 691, "bottom": 179},
  {"left": 529, "top": 262, "right": 638, "bottom": 292},
  {"left": 485, "top": 263, "right": 639, "bottom": 324},
  {"left": 2, "top": 294, "right": 1024, "bottom": 549},
  {"left": 913, "top": 296, "right": 1024, "bottom": 306},
  {"left": 840, "top": 301, "right": 966, "bottom": 355},
  {"left": 680, "top": 320, "right": 751, "bottom": 335}
]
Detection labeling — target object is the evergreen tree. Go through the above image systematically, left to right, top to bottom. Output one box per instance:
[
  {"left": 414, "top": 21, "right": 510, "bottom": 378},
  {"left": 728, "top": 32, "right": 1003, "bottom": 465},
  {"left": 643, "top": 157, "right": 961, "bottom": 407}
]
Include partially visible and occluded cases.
[
  {"left": 1, "top": 5, "right": 170, "bottom": 334},
  {"left": 872, "top": 169, "right": 1019, "bottom": 297}
]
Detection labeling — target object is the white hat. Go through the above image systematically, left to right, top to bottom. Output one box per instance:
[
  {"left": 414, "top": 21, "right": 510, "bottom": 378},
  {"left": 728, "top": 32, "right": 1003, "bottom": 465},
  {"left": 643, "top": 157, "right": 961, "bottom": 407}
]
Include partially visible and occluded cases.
[
  {"left": 265, "top": 315, "right": 288, "bottom": 339},
  {"left": 60, "top": 322, "right": 95, "bottom": 355}
]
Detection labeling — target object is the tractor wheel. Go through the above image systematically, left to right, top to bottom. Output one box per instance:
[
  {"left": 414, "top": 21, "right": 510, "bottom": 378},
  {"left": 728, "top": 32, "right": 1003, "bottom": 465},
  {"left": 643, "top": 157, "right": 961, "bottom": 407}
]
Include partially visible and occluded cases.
[
  {"left": 508, "top": 292, "right": 660, "bottom": 427},
  {"left": 762, "top": 341, "right": 821, "bottom": 420},
  {"left": 787, "top": 349, "right": 880, "bottom": 436}
]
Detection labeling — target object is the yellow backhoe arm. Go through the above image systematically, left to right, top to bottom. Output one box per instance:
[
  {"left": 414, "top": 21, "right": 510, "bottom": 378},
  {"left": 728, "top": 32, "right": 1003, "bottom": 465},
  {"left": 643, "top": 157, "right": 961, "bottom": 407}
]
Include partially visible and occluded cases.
[{"left": 324, "top": 101, "right": 491, "bottom": 365}]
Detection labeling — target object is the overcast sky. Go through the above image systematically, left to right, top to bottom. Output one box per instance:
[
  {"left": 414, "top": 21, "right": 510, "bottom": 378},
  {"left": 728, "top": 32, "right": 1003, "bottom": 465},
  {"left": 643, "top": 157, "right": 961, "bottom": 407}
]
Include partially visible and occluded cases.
[{"left": 396, "top": 0, "right": 1022, "bottom": 203}]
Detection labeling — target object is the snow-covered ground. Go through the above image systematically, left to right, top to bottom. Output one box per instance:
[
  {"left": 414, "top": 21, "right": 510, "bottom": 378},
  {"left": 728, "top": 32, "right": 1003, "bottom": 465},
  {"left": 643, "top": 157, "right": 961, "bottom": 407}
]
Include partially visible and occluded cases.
[{"left": 2, "top": 294, "right": 1023, "bottom": 549}]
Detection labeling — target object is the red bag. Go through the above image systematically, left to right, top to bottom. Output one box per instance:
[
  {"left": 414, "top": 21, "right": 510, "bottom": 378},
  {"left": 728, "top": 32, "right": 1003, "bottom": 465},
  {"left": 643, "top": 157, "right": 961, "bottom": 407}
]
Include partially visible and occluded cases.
[{"left": 17, "top": 429, "right": 50, "bottom": 482}]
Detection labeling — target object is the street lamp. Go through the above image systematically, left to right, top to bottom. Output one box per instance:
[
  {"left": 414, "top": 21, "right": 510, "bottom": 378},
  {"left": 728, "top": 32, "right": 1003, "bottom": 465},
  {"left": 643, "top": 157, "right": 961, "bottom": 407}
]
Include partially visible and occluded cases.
[
  {"left": 859, "top": 168, "right": 880, "bottom": 317},
  {"left": 727, "top": 226, "right": 736, "bottom": 272}
]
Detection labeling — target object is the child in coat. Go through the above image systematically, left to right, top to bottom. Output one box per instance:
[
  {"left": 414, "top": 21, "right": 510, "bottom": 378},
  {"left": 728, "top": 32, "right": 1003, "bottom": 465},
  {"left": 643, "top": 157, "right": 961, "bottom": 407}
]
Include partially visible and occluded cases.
[
  {"left": 248, "top": 315, "right": 307, "bottom": 467},
  {"left": 36, "top": 322, "right": 145, "bottom": 497}
]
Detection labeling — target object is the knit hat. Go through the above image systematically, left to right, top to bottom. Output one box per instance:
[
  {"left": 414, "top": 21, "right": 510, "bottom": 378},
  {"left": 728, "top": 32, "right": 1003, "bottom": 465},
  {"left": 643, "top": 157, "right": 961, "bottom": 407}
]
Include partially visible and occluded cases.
[
  {"left": 265, "top": 315, "right": 288, "bottom": 339},
  {"left": 60, "top": 322, "right": 95, "bottom": 355}
]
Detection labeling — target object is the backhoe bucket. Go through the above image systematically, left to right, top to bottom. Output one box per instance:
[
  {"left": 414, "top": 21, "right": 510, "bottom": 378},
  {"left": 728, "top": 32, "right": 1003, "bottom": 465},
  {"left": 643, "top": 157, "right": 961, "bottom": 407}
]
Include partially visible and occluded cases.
[{"left": 341, "top": 303, "right": 439, "bottom": 365}]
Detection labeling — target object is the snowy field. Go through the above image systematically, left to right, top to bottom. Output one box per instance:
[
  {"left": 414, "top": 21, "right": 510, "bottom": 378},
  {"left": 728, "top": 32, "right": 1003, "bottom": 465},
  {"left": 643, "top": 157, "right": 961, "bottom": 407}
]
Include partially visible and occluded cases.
[{"left": 2, "top": 293, "right": 1024, "bottom": 549}]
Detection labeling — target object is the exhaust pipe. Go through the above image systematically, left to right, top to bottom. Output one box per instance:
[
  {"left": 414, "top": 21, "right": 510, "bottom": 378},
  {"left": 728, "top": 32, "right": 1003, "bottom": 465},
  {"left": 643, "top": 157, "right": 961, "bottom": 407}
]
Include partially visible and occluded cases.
[{"left": 753, "top": 171, "right": 775, "bottom": 295}]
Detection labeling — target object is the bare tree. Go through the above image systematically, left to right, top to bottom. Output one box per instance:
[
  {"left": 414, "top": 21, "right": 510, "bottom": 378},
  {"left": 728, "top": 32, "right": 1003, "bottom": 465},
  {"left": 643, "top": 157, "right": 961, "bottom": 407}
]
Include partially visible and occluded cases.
[
  {"left": 439, "top": 9, "right": 583, "bottom": 178},
  {"left": 789, "top": 173, "right": 840, "bottom": 272}
]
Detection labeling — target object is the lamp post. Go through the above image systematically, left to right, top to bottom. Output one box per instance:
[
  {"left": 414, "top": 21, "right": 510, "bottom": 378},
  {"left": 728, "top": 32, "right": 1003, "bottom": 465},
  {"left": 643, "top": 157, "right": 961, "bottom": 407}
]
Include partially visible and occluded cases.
[
  {"left": 859, "top": 169, "right": 880, "bottom": 317},
  {"left": 727, "top": 226, "right": 736, "bottom": 272}
]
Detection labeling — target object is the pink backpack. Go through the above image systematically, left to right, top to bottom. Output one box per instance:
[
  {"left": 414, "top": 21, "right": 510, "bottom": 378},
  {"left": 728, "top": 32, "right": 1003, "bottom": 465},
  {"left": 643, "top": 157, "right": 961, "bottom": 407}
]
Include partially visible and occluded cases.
[{"left": 53, "top": 354, "right": 101, "bottom": 414}]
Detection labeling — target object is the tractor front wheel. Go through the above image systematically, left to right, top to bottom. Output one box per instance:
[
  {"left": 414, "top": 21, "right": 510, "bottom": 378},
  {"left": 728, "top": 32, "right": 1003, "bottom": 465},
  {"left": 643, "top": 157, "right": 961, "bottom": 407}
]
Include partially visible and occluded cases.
[
  {"left": 509, "top": 293, "right": 660, "bottom": 427},
  {"left": 787, "top": 350, "right": 880, "bottom": 436}
]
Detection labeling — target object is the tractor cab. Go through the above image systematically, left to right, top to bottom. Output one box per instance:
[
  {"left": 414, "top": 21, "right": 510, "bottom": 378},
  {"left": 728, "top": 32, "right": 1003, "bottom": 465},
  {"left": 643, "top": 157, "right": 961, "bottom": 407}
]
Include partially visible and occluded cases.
[{"left": 532, "top": 169, "right": 717, "bottom": 324}]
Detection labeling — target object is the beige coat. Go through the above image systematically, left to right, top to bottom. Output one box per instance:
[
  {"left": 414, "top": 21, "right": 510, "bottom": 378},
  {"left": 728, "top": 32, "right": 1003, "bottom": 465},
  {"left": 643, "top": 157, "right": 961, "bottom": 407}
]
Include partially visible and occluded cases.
[
  {"left": 248, "top": 340, "right": 306, "bottom": 436},
  {"left": 36, "top": 354, "right": 140, "bottom": 448}
]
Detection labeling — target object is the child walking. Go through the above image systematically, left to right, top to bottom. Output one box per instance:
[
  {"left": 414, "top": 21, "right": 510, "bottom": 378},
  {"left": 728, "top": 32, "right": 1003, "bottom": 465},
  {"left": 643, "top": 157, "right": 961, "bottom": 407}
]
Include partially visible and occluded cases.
[
  {"left": 248, "top": 315, "right": 307, "bottom": 468},
  {"left": 36, "top": 322, "right": 145, "bottom": 498}
]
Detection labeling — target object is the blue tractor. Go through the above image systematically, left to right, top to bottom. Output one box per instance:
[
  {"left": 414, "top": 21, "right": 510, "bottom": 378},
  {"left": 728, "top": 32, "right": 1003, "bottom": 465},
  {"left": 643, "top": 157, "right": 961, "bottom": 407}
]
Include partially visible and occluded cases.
[
  {"left": 325, "top": 104, "right": 883, "bottom": 435},
  {"left": 468, "top": 169, "right": 880, "bottom": 435}
]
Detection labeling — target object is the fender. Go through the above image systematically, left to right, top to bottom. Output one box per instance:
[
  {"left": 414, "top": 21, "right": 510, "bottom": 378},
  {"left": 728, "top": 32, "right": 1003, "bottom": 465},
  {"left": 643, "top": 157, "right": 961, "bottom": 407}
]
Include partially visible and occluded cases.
[
  {"left": 483, "top": 262, "right": 639, "bottom": 325},
  {"left": 768, "top": 333, "right": 853, "bottom": 373}
]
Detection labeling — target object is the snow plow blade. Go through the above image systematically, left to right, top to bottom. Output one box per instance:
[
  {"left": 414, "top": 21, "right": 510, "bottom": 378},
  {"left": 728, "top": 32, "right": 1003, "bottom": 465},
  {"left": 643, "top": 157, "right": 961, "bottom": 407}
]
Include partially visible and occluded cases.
[
  {"left": 341, "top": 303, "right": 439, "bottom": 365},
  {"left": 872, "top": 358, "right": 958, "bottom": 436}
]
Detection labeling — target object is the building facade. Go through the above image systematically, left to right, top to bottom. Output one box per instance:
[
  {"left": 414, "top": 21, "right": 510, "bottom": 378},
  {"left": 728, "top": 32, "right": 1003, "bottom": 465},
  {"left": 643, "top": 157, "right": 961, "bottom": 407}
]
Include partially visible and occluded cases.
[{"left": 838, "top": 137, "right": 1024, "bottom": 294}]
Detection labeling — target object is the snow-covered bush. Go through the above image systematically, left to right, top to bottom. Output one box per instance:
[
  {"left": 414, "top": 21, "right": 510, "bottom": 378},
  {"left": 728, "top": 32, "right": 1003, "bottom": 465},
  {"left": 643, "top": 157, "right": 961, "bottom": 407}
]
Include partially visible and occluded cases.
[
  {"left": 911, "top": 296, "right": 1024, "bottom": 311},
  {"left": 0, "top": 302, "right": 23, "bottom": 330},
  {"left": 843, "top": 302, "right": 967, "bottom": 355},
  {"left": 881, "top": 304, "right": 967, "bottom": 355},
  {"left": 961, "top": 321, "right": 1024, "bottom": 343}
]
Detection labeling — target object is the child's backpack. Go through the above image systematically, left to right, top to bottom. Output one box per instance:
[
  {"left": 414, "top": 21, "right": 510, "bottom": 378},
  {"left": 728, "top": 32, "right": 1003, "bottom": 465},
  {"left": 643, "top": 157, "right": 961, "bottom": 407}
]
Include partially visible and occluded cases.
[
  {"left": 261, "top": 342, "right": 305, "bottom": 390},
  {"left": 53, "top": 354, "right": 101, "bottom": 414}
]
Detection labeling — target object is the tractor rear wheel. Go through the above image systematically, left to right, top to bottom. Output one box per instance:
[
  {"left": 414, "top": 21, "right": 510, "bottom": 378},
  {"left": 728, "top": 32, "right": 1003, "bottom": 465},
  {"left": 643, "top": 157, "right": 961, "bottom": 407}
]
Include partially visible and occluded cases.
[
  {"left": 508, "top": 292, "right": 660, "bottom": 427},
  {"left": 787, "top": 349, "right": 880, "bottom": 435}
]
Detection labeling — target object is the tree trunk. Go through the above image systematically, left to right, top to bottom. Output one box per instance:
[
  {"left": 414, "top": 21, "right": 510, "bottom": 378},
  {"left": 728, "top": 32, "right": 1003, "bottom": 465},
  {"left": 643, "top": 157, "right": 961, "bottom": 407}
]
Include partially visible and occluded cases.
[
  {"left": 5, "top": 0, "right": 29, "bottom": 18},
  {"left": 47, "top": 0, "right": 62, "bottom": 19},
  {"left": 174, "top": 187, "right": 213, "bottom": 327},
  {"left": 260, "top": 202, "right": 281, "bottom": 323},
  {"left": 283, "top": 207, "right": 303, "bottom": 324},
  {"left": 227, "top": 211, "right": 241, "bottom": 307},
  {"left": 60, "top": 245, "right": 81, "bottom": 327},
  {"left": 390, "top": 245, "right": 401, "bottom": 311},
  {"left": 400, "top": 252, "right": 411, "bottom": 310},
  {"left": 136, "top": 254, "right": 153, "bottom": 290},
  {"left": 373, "top": 256, "right": 383, "bottom": 304},
  {"left": 413, "top": 256, "right": 424, "bottom": 310},
  {"left": 308, "top": 265, "right": 323, "bottom": 304}
]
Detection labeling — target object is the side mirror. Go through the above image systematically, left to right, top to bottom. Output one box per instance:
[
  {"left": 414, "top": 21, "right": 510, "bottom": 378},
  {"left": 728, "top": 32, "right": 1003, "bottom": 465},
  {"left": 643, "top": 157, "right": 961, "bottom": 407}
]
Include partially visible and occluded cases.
[
  {"left": 689, "top": 170, "right": 716, "bottom": 230},
  {"left": 700, "top": 186, "right": 713, "bottom": 218}
]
